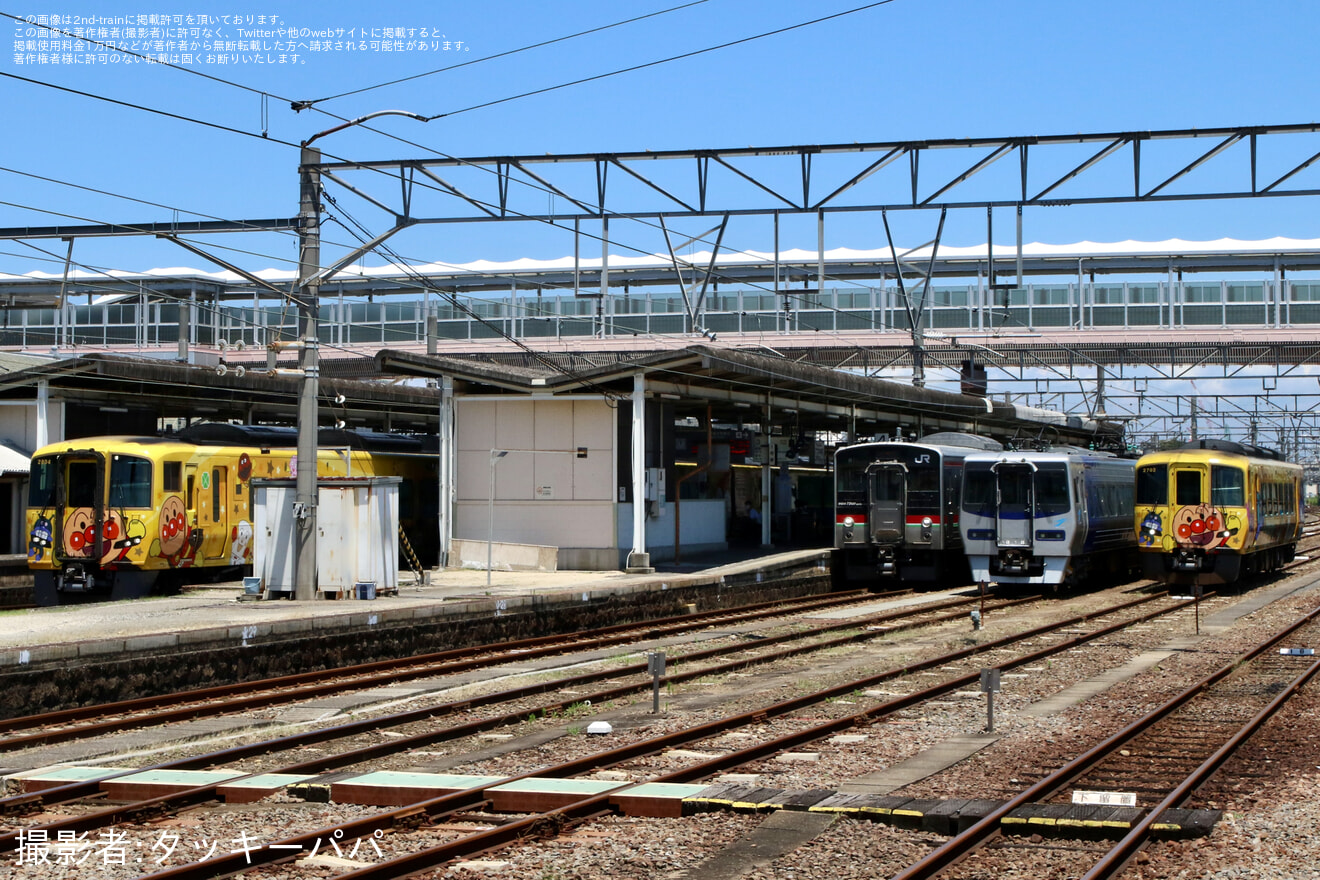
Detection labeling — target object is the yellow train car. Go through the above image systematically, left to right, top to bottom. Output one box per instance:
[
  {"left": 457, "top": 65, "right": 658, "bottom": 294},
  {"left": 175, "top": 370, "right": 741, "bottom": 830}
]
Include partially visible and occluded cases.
[
  {"left": 26, "top": 423, "right": 437, "bottom": 605},
  {"left": 1134, "top": 439, "right": 1302, "bottom": 585}
]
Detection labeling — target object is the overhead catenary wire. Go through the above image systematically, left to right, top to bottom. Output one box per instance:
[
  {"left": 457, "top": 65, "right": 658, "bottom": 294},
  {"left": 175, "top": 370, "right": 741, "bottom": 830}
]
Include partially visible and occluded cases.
[
  {"left": 1, "top": 0, "right": 978, "bottom": 379},
  {"left": 2, "top": 0, "right": 917, "bottom": 324},
  {"left": 294, "top": 0, "right": 714, "bottom": 108},
  {"left": 421, "top": 0, "right": 899, "bottom": 122},
  {"left": 6, "top": 13, "right": 1293, "bottom": 442},
  {"left": 0, "top": 152, "right": 940, "bottom": 359}
]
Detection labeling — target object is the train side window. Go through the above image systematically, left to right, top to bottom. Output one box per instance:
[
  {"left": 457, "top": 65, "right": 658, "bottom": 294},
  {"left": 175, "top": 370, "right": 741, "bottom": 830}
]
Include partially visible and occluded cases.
[
  {"left": 110, "top": 455, "right": 152, "bottom": 508},
  {"left": 163, "top": 461, "right": 182, "bottom": 493},
  {"left": 1136, "top": 465, "right": 1167, "bottom": 505},
  {"left": 1210, "top": 466, "right": 1244, "bottom": 507},
  {"left": 212, "top": 469, "right": 222, "bottom": 513},
  {"left": 1175, "top": 470, "right": 1202, "bottom": 506},
  {"left": 186, "top": 475, "right": 195, "bottom": 508}
]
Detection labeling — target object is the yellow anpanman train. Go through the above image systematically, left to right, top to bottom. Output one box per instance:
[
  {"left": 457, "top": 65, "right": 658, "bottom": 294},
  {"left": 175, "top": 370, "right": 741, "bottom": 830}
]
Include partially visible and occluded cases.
[
  {"left": 26, "top": 423, "right": 437, "bottom": 604},
  {"left": 1134, "top": 439, "right": 1302, "bottom": 585}
]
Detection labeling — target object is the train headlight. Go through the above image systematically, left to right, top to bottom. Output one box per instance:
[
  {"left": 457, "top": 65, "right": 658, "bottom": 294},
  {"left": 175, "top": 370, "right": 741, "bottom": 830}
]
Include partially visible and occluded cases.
[
  {"left": 843, "top": 516, "right": 855, "bottom": 527},
  {"left": 921, "top": 517, "right": 933, "bottom": 528}
]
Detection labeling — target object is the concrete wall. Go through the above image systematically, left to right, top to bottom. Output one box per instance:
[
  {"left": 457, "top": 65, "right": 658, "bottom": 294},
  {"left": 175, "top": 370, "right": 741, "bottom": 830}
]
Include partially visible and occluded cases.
[
  {"left": 454, "top": 397, "right": 616, "bottom": 569},
  {"left": 0, "top": 401, "right": 54, "bottom": 555},
  {"left": 0, "top": 401, "right": 58, "bottom": 454},
  {"left": 616, "top": 499, "right": 727, "bottom": 565}
]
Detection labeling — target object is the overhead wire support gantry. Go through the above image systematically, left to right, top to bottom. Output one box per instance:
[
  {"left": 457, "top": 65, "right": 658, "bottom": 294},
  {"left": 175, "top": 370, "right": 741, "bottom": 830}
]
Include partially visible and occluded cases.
[{"left": 304, "top": 122, "right": 1320, "bottom": 227}]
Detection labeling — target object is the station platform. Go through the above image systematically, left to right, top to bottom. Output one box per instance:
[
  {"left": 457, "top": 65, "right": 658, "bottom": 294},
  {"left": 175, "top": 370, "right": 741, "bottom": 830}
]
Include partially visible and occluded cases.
[{"left": 0, "top": 546, "right": 833, "bottom": 675}]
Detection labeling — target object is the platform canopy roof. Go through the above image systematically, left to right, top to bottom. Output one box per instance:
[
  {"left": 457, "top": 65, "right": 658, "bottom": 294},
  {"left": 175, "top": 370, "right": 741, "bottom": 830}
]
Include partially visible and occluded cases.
[
  {"left": 376, "top": 344, "right": 1118, "bottom": 449},
  {"left": 0, "top": 353, "right": 439, "bottom": 435}
]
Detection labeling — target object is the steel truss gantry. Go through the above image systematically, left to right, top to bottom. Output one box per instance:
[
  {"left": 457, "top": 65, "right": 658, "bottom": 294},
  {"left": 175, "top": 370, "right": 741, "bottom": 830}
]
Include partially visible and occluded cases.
[
  {"left": 4, "top": 122, "right": 1320, "bottom": 456},
  {"left": 311, "top": 122, "right": 1320, "bottom": 224}
]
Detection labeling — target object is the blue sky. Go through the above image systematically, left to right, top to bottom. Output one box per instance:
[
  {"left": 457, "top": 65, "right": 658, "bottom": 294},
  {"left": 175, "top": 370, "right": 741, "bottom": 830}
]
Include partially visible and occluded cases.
[{"left": 4, "top": 0, "right": 1320, "bottom": 281}]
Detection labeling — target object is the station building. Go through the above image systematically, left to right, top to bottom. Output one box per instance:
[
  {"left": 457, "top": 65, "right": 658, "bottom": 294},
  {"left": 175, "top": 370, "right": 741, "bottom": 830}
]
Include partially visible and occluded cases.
[{"left": 0, "top": 344, "right": 1115, "bottom": 571}]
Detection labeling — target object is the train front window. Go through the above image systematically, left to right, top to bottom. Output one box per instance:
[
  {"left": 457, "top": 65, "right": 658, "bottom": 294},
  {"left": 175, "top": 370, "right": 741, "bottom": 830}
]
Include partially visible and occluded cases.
[
  {"left": 835, "top": 453, "right": 869, "bottom": 494},
  {"left": 109, "top": 455, "right": 152, "bottom": 508},
  {"left": 28, "top": 457, "right": 55, "bottom": 508},
  {"left": 66, "top": 461, "right": 98, "bottom": 507},
  {"left": 963, "top": 464, "right": 996, "bottom": 517},
  {"left": 1034, "top": 465, "right": 1070, "bottom": 516},
  {"left": 1136, "top": 465, "right": 1167, "bottom": 505},
  {"left": 1210, "top": 466, "right": 1244, "bottom": 507},
  {"left": 907, "top": 467, "right": 939, "bottom": 512},
  {"left": 998, "top": 469, "right": 1031, "bottom": 511},
  {"left": 870, "top": 470, "right": 904, "bottom": 503},
  {"left": 1175, "top": 470, "right": 1202, "bottom": 505}
]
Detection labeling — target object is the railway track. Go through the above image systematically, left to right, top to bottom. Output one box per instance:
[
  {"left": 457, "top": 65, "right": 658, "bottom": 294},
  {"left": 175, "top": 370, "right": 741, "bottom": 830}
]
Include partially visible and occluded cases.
[
  {"left": 5, "top": 559, "right": 1316, "bottom": 878},
  {"left": 0, "top": 584, "right": 882, "bottom": 749},
  {"left": 0, "top": 586, "right": 1043, "bottom": 817},
  {"left": 0, "top": 588, "right": 1204, "bottom": 878},
  {"left": 892, "top": 599, "right": 1320, "bottom": 880}
]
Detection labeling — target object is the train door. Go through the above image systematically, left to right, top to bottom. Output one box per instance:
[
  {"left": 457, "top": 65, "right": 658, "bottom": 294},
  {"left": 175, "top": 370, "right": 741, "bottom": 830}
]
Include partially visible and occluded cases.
[
  {"left": 993, "top": 461, "right": 1035, "bottom": 549},
  {"left": 866, "top": 462, "right": 906, "bottom": 545},
  {"left": 198, "top": 465, "right": 230, "bottom": 560},
  {"left": 1173, "top": 465, "right": 1204, "bottom": 508}
]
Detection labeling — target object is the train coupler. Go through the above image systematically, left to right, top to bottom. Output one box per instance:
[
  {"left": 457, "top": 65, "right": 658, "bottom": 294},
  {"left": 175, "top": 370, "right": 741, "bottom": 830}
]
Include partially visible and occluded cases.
[
  {"left": 998, "top": 549, "right": 1031, "bottom": 574},
  {"left": 1171, "top": 549, "right": 1202, "bottom": 572},
  {"left": 58, "top": 562, "right": 94, "bottom": 592}
]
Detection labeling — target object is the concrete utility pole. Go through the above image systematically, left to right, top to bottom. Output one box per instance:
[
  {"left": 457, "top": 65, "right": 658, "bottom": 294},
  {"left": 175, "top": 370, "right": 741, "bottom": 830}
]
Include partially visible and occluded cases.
[{"left": 295, "top": 146, "right": 322, "bottom": 601}]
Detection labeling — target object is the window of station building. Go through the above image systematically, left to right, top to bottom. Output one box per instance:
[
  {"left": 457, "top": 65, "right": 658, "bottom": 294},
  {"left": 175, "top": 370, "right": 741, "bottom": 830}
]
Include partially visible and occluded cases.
[
  {"left": 1291, "top": 282, "right": 1320, "bottom": 302},
  {"left": 1184, "top": 283, "right": 1223, "bottom": 303},
  {"left": 1227, "top": 283, "right": 1264, "bottom": 303},
  {"left": 1128, "top": 285, "right": 1160, "bottom": 304},
  {"left": 109, "top": 455, "right": 152, "bottom": 508},
  {"left": 163, "top": 461, "right": 182, "bottom": 494},
  {"left": 1136, "top": 464, "right": 1167, "bottom": 506},
  {"left": 1210, "top": 466, "right": 1244, "bottom": 507},
  {"left": 1175, "top": 470, "right": 1202, "bottom": 506}
]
